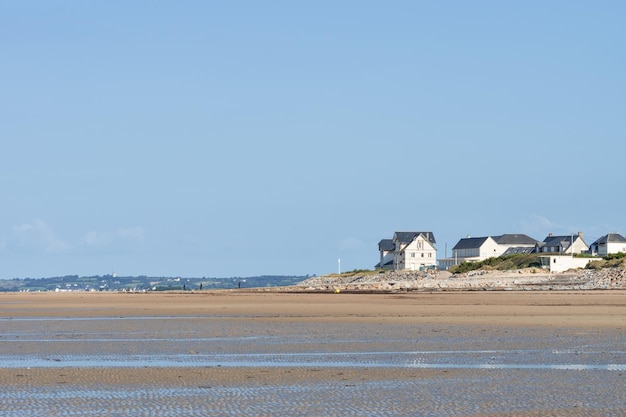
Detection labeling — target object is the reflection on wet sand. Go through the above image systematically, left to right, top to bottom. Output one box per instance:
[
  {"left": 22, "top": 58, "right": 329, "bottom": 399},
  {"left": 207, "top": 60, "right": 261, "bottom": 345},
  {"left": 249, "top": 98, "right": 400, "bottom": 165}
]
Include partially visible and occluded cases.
[{"left": 0, "top": 291, "right": 625, "bottom": 416}]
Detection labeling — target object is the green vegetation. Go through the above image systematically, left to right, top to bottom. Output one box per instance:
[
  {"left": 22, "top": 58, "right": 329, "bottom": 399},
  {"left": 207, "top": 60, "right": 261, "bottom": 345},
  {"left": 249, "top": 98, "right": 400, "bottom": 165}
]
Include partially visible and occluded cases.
[
  {"left": 448, "top": 252, "right": 626, "bottom": 273},
  {"left": 586, "top": 252, "right": 626, "bottom": 269},
  {"left": 604, "top": 252, "right": 626, "bottom": 261},
  {"left": 449, "top": 254, "right": 543, "bottom": 274},
  {"left": 345, "top": 268, "right": 378, "bottom": 275},
  {"left": 326, "top": 269, "right": 379, "bottom": 278}
]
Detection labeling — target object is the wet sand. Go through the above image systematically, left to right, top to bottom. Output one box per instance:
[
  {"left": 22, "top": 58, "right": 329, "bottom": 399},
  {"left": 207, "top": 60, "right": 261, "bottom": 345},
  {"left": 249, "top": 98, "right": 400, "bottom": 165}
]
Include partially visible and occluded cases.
[{"left": 1, "top": 290, "right": 625, "bottom": 416}]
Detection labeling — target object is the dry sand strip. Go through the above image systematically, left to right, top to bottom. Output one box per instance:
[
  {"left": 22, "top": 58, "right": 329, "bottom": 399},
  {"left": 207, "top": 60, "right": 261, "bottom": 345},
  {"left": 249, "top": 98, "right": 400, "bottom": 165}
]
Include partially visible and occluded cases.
[
  {"left": 1, "top": 290, "right": 626, "bottom": 328},
  {"left": 0, "top": 366, "right": 464, "bottom": 389}
]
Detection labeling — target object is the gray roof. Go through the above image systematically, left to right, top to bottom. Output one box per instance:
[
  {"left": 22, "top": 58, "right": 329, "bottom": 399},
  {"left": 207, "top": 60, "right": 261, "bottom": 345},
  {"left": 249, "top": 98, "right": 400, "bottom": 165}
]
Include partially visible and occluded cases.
[
  {"left": 393, "top": 231, "right": 436, "bottom": 245},
  {"left": 591, "top": 233, "right": 626, "bottom": 245},
  {"left": 493, "top": 234, "right": 538, "bottom": 245},
  {"left": 537, "top": 234, "right": 587, "bottom": 249},
  {"left": 542, "top": 235, "right": 581, "bottom": 247},
  {"left": 452, "top": 236, "right": 490, "bottom": 250},
  {"left": 378, "top": 239, "right": 395, "bottom": 251},
  {"left": 502, "top": 246, "right": 535, "bottom": 255},
  {"left": 374, "top": 258, "right": 394, "bottom": 268}
]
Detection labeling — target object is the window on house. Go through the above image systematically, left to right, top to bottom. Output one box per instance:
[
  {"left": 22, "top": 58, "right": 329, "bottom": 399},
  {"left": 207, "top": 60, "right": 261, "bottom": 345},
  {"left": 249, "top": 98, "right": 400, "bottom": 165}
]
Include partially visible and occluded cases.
[
  {"left": 411, "top": 253, "right": 415, "bottom": 258},
  {"left": 421, "top": 253, "right": 424, "bottom": 257}
]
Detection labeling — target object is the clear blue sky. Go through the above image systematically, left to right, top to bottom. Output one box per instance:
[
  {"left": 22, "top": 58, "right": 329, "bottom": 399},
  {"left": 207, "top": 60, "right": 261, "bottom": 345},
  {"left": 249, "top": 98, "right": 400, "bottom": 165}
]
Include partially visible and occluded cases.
[{"left": 2, "top": 1, "right": 625, "bottom": 279}]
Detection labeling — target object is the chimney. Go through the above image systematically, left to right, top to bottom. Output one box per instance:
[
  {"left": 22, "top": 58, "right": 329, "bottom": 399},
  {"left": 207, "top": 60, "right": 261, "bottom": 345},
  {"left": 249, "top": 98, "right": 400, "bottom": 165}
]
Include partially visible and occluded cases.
[
  {"left": 578, "top": 231, "right": 583, "bottom": 238},
  {"left": 548, "top": 233, "right": 553, "bottom": 237}
]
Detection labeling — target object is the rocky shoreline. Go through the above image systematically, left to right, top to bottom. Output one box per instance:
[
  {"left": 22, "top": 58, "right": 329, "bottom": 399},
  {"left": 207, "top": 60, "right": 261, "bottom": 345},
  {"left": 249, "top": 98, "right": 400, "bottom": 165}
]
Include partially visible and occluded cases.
[{"left": 294, "top": 267, "right": 626, "bottom": 292}]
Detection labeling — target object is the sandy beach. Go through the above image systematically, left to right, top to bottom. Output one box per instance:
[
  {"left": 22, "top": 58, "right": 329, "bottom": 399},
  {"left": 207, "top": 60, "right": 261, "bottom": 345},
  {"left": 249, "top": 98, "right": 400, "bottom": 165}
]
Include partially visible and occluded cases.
[
  {"left": 3, "top": 289, "right": 626, "bottom": 326},
  {"left": 1, "top": 290, "right": 625, "bottom": 416}
]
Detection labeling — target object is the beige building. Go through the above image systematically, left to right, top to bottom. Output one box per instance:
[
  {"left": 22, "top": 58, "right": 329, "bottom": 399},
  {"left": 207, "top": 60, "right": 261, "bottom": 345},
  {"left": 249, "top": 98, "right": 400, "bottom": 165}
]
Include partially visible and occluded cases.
[{"left": 376, "top": 231, "right": 437, "bottom": 271}]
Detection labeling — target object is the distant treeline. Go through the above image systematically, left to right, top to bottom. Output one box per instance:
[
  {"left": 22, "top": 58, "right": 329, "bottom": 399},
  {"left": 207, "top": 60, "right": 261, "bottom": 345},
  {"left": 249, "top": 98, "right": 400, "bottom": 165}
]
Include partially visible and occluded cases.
[{"left": 0, "top": 274, "right": 312, "bottom": 292}]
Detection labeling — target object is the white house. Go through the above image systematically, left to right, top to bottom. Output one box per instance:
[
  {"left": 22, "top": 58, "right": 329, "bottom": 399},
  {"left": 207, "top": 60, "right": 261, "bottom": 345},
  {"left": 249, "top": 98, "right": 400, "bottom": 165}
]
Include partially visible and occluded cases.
[
  {"left": 376, "top": 231, "right": 437, "bottom": 271},
  {"left": 393, "top": 231, "right": 437, "bottom": 271},
  {"left": 536, "top": 232, "right": 588, "bottom": 255},
  {"left": 589, "top": 233, "right": 626, "bottom": 256},
  {"left": 438, "top": 234, "right": 538, "bottom": 269},
  {"left": 493, "top": 234, "right": 539, "bottom": 254},
  {"left": 438, "top": 236, "right": 499, "bottom": 270},
  {"left": 452, "top": 236, "right": 500, "bottom": 261}
]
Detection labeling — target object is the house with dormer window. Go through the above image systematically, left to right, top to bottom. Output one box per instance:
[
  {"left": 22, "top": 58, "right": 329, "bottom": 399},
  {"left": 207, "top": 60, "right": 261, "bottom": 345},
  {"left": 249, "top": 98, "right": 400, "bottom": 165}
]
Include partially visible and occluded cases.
[
  {"left": 375, "top": 231, "right": 437, "bottom": 271},
  {"left": 535, "top": 232, "right": 588, "bottom": 255}
]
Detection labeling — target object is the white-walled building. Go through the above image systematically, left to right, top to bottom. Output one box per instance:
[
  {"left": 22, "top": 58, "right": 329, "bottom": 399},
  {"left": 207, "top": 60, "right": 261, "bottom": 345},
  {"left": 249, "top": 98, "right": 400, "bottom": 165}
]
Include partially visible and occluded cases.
[
  {"left": 376, "top": 231, "right": 437, "bottom": 271},
  {"left": 536, "top": 232, "right": 588, "bottom": 255},
  {"left": 589, "top": 233, "right": 626, "bottom": 256},
  {"left": 438, "top": 234, "right": 538, "bottom": 269},
  {"left": 452, "top": 236, "right": 500, "bottom": 261},
  {"left": 539, "top": 255, "right": 598, "bottom": 273}
]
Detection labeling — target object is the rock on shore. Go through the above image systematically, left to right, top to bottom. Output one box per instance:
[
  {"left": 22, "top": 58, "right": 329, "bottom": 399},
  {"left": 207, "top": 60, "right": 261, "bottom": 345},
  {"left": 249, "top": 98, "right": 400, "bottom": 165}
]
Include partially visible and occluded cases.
[{"left": 295, "top": 267, "right": 626, "bottom": 292}]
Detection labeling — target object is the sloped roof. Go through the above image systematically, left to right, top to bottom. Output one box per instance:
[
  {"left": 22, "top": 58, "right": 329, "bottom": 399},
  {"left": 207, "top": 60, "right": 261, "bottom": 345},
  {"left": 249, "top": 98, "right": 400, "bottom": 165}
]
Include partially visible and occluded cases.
[
  {"left": 393, "top": 231, "right": 436, "bottom": 244},
  {"left": 591, "top": 233, "right": 626, "bottom": 245},
  {"left": 493, "top": 234, "right": 538, "bottom": 245},
  {"left": 542, "top": 235, "right": 580, "bottom": 247},
  {"left": 452, "top": 236, "right": 490, "bottom": 250},
  {"left": 378, "top": 239, "right": 395, "bottom": 251},
  {"left": 502, "top": 246, "right": 535, "bottom": 255},
  {"left": 374, "top": 258, "right": 394, "bottom": 268}
]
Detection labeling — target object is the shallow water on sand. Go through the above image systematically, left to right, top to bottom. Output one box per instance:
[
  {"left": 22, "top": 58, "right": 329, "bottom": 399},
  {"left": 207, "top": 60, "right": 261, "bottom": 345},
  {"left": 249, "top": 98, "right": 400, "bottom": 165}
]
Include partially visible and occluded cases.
[
  {"left": 1, "top": 316, "right": 625, "bottom": 416},
  {"left": 2, "top": 373, "right": 625, "bottom": 417}
]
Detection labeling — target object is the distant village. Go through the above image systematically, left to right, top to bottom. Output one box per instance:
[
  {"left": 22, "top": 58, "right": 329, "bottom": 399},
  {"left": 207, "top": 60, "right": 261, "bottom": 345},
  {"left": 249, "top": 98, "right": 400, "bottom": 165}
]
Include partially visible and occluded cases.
[
  {"left": 376, "top": 231, "right": 626, "bottom": 274},
  {"left": 1, "top": 275, "right": 309, "bottom": 293}
]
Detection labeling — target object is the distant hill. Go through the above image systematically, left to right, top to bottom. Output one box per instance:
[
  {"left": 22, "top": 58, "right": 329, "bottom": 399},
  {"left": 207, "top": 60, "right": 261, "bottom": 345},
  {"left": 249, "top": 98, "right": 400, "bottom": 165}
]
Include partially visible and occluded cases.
[{"left": 0, "top": 274, "right": 311, "bottom": 292}]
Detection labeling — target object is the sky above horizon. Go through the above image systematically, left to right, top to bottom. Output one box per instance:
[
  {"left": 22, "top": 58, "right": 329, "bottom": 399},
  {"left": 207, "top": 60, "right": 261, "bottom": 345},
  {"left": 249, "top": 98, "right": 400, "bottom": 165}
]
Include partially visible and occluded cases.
[{"left": 2, "top": 1, "right": 625, "bottom": 279}]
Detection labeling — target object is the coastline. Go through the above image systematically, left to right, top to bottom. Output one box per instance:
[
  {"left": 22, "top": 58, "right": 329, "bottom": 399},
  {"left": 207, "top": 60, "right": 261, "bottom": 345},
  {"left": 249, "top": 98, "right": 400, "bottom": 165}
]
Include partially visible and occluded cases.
[{"left": 294, "top": 267, "right": 626, "bottom": 292}]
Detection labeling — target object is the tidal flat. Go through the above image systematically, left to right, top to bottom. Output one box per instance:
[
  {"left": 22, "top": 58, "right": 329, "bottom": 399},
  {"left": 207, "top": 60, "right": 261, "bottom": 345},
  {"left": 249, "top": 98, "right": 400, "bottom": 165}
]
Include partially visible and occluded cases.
[{"left": 0, "top": 291, "right": 625, "bottom": 416}]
